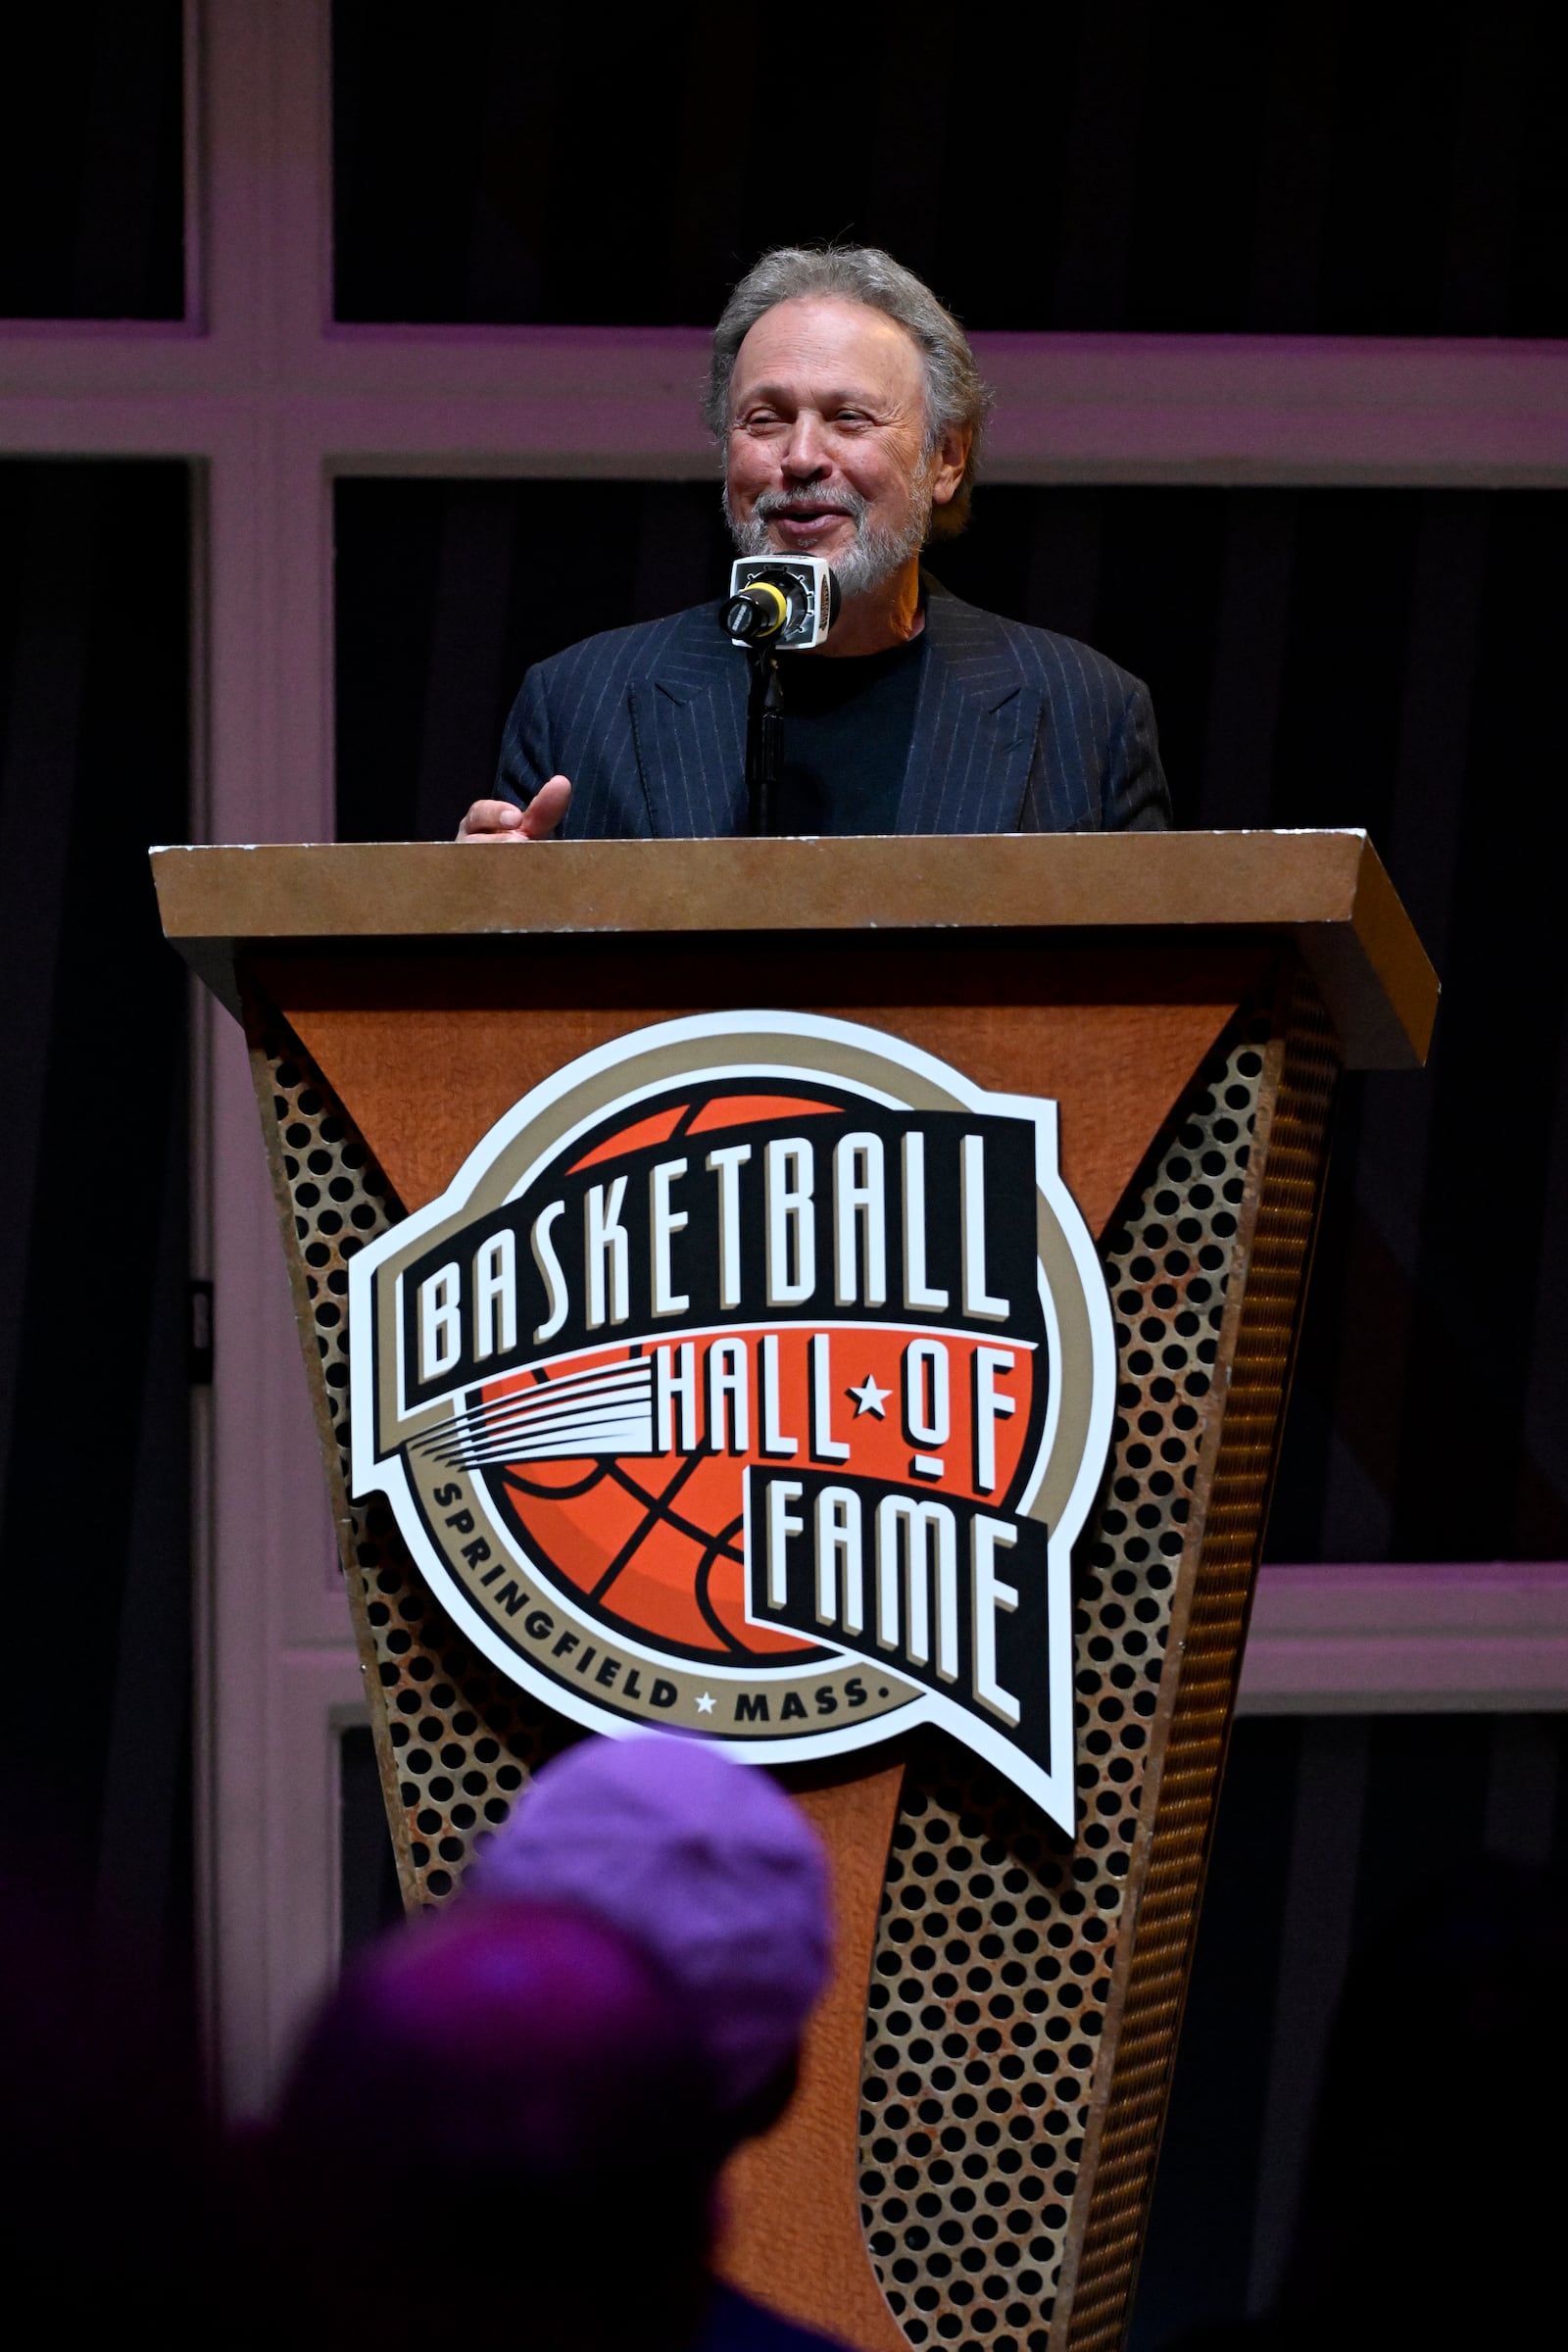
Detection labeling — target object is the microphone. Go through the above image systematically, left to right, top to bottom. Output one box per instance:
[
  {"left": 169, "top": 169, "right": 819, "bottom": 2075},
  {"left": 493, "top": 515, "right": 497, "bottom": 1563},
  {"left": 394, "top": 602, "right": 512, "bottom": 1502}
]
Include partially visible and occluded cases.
[{"left": 725, "top": 555, "right": 841, "bottom": 651}]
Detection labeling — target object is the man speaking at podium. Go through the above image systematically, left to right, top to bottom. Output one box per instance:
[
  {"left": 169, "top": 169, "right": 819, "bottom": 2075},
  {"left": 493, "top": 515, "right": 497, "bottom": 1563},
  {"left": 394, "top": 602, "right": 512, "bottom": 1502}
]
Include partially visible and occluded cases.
[{"left": 459, "top": 246, "right": 1170, "bottom": 843}]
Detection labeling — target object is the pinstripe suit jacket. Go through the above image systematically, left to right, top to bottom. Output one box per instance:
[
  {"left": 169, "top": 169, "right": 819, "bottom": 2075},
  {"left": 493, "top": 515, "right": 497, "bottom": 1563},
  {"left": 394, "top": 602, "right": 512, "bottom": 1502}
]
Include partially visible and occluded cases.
[{"left": 495, "top": 580, "right": 1170, "bottom": 834}]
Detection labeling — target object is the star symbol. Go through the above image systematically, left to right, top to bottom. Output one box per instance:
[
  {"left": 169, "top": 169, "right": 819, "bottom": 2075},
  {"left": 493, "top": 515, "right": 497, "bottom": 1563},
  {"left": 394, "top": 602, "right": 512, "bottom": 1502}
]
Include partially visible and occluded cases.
[
  {"left": 848, "top": 1373, "right": 891, "bottom": 1418},
  {"left": 695, "top": 1691, "right": 715, "bottom": 1715}
]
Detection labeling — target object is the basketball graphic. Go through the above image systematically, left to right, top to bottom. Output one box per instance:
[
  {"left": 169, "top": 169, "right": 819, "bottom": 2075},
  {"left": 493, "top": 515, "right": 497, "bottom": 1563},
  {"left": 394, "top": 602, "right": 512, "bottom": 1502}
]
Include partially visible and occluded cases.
[{"left": 350, "top": 1012, "right": 1114, "bottom": 1832}]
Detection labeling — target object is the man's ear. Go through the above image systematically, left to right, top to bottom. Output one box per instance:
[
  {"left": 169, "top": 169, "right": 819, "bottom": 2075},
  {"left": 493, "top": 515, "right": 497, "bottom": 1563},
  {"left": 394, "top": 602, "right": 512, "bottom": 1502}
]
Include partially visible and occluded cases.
[{"left": 929, "top": 424, "right": 972, "bottom": 511}]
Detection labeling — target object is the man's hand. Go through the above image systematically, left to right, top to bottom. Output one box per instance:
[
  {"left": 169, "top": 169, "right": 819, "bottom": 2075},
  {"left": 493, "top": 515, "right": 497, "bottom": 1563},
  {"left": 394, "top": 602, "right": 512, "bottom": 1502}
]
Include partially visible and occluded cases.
[{"left": 457, "top": 776, "right": 572, "bottom": 841}]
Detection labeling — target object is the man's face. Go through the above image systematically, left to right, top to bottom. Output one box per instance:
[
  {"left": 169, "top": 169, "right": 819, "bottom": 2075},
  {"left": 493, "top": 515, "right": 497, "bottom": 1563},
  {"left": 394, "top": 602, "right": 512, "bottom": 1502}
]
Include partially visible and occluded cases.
[{"left": 723, "top": 296, "right": 966, "bottom": 596}]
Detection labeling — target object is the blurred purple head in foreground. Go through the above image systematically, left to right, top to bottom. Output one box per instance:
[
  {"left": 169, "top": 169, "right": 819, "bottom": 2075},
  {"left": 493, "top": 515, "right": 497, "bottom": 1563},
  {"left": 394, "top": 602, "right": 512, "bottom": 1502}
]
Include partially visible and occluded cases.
[
  {"left": 466, "top": 1733, "right": 833, "bottom": 2116},
  {"left": 270, "top": 1899, "right": 715, "bottom": 2352}
]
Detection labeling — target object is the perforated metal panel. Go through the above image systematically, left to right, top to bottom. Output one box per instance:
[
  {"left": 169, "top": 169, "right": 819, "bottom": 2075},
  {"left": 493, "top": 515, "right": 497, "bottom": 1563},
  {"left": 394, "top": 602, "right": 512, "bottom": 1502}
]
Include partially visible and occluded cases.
[
  {"left": 247, "top": 970, "right": 1335, "bottom": 2352},
  {"left": 1065, "top": 978, "right": 1337, "bottom": 2350},
  {"left": 853, "top": 1008, "right": 1298, "bottom": 2352},
  {"left": 254, "top": 1033, "right": 573, "bottom": 1906}
]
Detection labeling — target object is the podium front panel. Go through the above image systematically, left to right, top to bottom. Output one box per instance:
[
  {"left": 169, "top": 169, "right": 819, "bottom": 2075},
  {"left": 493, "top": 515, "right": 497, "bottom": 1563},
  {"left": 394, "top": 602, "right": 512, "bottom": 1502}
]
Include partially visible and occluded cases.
[{"left": 235, "top": 921, "right": 1336, "bottom": 2352}]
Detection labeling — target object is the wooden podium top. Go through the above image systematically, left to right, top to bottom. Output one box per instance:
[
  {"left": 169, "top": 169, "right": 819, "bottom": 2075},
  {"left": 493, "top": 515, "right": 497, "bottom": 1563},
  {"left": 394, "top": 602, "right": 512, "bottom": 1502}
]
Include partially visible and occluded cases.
[{"left": 152, "top": 829, "right": 1437, "bottom": 1069}]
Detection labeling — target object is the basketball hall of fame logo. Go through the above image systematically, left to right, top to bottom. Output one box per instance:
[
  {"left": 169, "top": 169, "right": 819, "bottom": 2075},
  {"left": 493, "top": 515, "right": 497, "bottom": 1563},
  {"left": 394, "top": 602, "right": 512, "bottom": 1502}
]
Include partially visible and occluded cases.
[{"left": 349, "top": 1013, "right": 1115, "bottom": 1834}]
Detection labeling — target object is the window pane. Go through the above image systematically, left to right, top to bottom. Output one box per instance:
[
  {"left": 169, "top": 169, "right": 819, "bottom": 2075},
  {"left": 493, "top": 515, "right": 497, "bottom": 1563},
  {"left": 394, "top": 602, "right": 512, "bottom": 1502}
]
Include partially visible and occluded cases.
[
  {"left": 332, "top": 0, "right": 1567, "bottom": 334},
  {"left": 0, "top": 3, "right": 184, "bottom": 320},
  {"left": 0, "top": 460, "right": 192, "bottom": 1984},
  {"left": 335, "top": 476, "right": 1568, "bottom": 1569},
  {"left": 1135, "top": 1713, "right": 1568, "bottom": 2346}
]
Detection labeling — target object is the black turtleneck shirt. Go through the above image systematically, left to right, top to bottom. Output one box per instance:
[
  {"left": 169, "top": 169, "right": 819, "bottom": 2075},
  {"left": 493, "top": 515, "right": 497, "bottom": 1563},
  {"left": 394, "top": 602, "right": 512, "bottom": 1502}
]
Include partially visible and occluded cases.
[{"left": 772, "top": 633, "right": 926, "bottom": 836}]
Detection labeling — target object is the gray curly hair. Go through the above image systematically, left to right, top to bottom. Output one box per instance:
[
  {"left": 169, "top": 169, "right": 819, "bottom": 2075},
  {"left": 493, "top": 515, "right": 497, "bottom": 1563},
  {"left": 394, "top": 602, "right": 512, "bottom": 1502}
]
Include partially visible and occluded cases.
[{"left": 705, "top": 246, "right": 993, "bottom": 539}]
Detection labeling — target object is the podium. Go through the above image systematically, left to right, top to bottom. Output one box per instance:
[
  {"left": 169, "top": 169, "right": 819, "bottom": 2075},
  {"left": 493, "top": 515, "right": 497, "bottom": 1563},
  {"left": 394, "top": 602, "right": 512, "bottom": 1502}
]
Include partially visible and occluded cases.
[{"left": 156, "top": 832, "right": 1434, "bottom": 2352}]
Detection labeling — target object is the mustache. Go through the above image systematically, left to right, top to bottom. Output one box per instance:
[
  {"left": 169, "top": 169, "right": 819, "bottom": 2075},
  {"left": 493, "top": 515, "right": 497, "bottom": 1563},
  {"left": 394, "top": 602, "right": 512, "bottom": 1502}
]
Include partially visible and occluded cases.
[{"left": 750, "top": 487, "right": 869, "bottom": 529}]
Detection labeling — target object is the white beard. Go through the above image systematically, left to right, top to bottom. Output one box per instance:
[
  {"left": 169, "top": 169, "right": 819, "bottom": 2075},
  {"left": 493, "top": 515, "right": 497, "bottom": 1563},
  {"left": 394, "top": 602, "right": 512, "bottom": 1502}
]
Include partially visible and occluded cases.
[{"left": 724, "top": 478, "right": 933, "bottom": 603}]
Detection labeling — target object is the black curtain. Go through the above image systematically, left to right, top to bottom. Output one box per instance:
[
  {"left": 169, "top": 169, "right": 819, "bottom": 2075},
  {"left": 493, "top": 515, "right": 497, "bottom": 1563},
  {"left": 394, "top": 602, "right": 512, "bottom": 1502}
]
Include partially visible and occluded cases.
[
  {"left": 333, "top": 0, "right": 1564, "bottom": 335},
  {"left": 0, "top": 1, "right": 183, "bottom": 318},
  {"left": 0, "top": 461, "right": 193, "bottom": 1997}
]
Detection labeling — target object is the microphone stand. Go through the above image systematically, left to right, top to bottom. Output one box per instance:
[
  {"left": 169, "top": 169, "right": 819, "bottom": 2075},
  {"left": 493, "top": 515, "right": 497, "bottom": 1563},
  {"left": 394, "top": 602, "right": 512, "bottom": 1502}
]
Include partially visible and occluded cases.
[{"left": 745, "top": 644, "right": 784, "bottom": 836}]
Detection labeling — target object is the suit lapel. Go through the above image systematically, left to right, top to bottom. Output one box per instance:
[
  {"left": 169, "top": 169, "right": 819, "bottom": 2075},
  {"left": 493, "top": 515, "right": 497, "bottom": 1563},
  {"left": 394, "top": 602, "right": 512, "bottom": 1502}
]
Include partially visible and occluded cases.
[
  {"left": 897, "top": 587, "right": 1041, "bottom": 835},
  {"left": 629, "top": 608, "right": 750, "bottom": 838}
]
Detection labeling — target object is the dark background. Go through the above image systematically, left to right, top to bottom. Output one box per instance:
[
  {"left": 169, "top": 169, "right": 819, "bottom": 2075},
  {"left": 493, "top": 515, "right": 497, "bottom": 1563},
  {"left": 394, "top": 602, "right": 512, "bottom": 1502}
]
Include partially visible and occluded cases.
[
  {"left": 331, "top": 0, "right": 1565, "bottom": 337},
  {"left": 7, "top": 1, "right": 1562, "bottom": 337},
  {"left": 3, "top": 3, "right": 1565, "bottom": 2342},
  {"left": 0, "top": 4, "right": 184, "bottom": 319},
  {"left": 0, "top": 460, "right": 193, "bottom": 1997}
]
